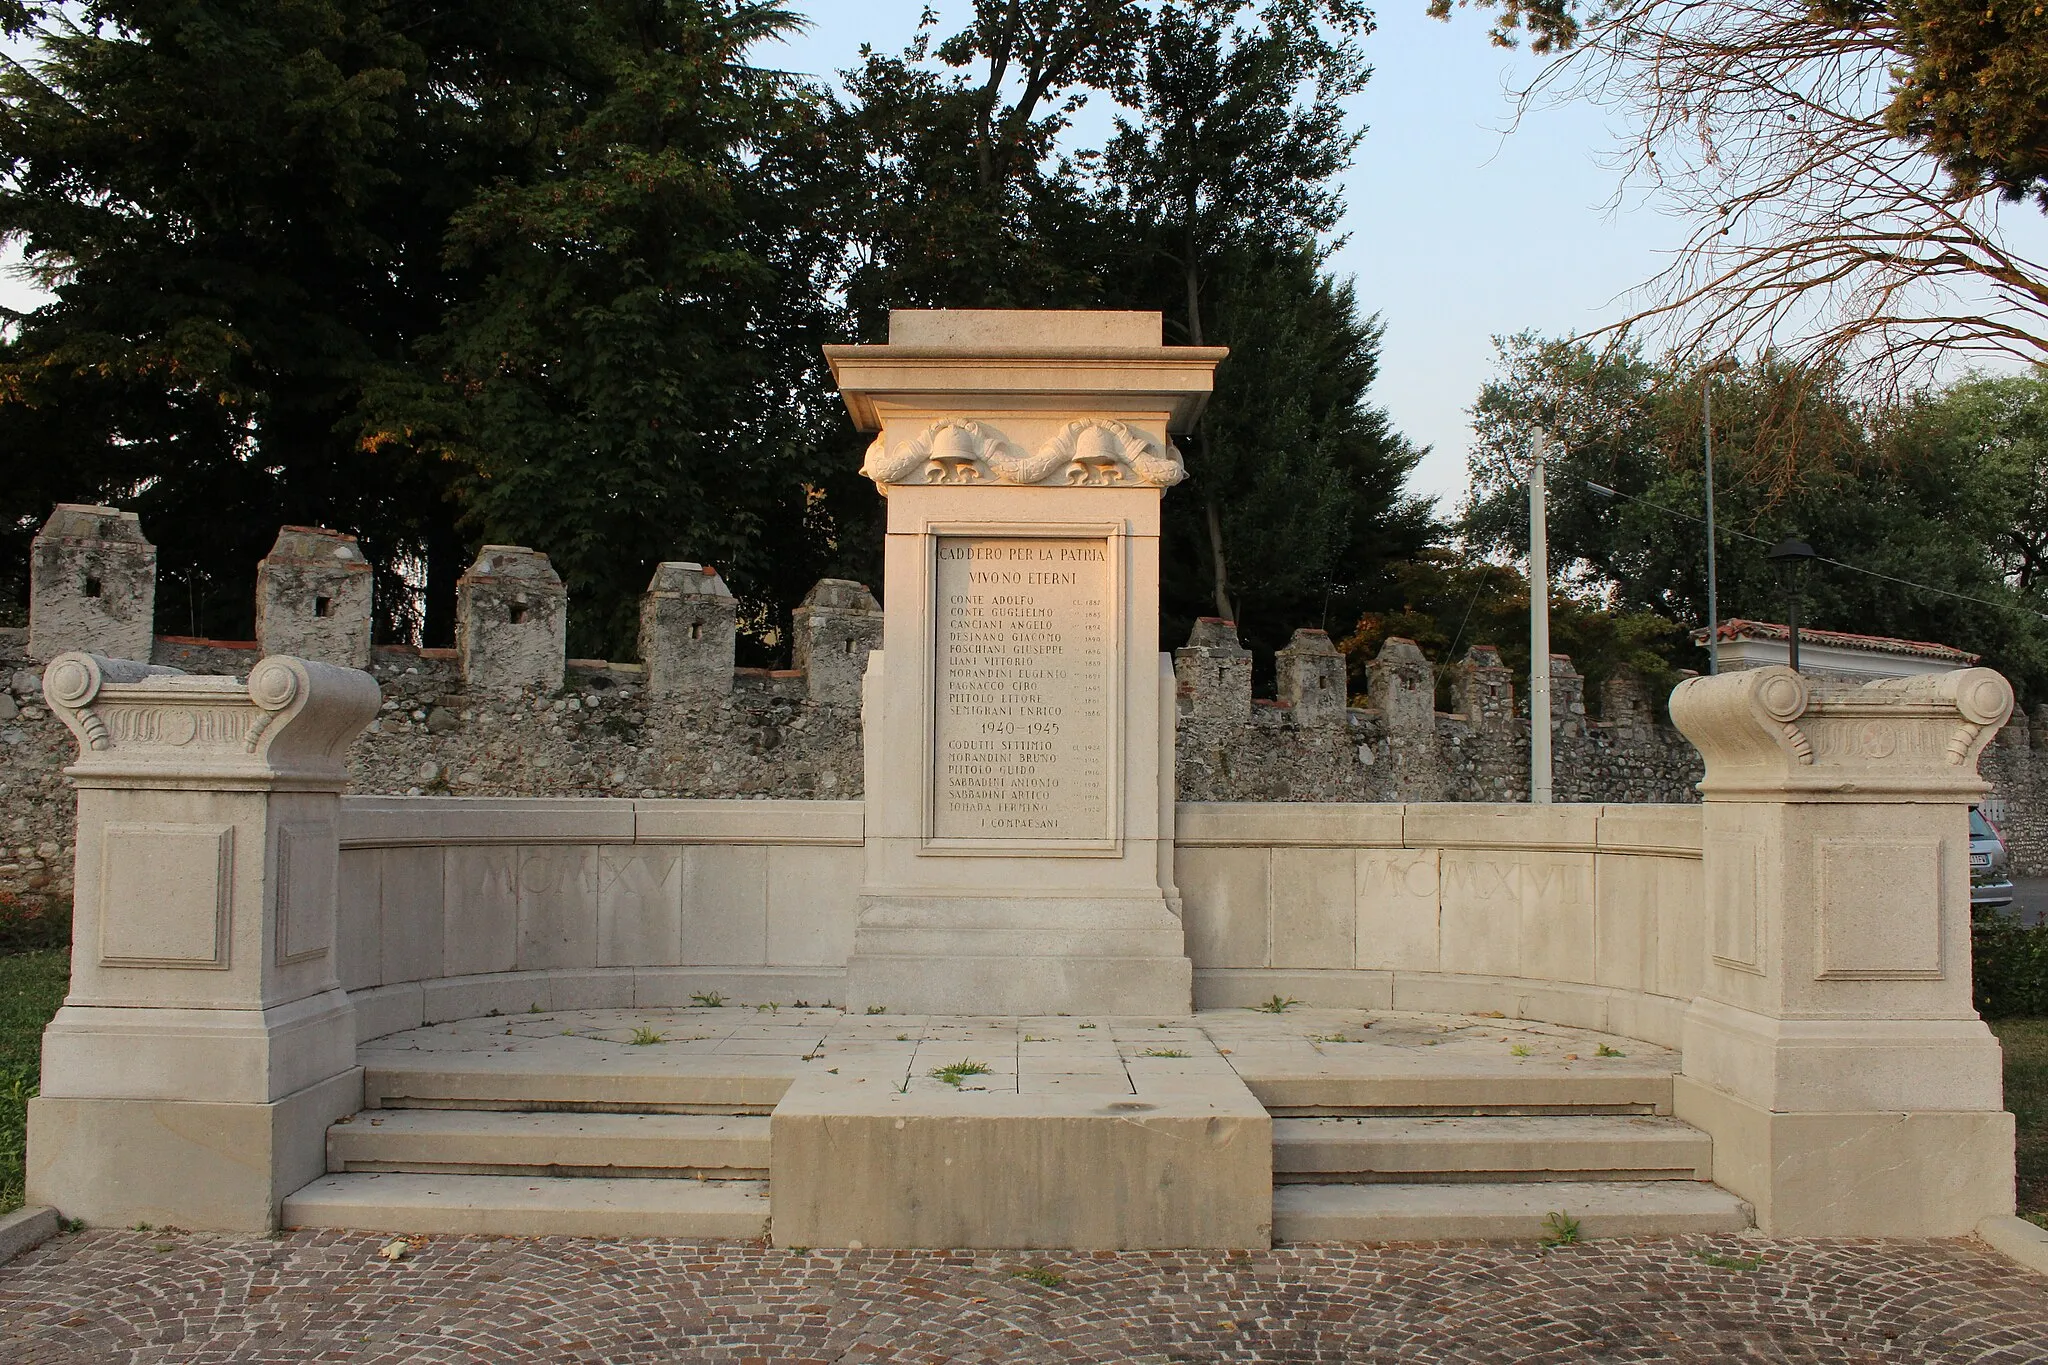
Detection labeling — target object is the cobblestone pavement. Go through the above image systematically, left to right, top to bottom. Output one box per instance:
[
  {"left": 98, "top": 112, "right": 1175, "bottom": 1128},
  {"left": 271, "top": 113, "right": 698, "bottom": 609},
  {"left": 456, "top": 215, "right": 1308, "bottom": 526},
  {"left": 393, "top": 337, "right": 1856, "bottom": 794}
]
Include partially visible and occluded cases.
[{"left": 2, "top": 1229, "right": 2046, "bottom": 1363}]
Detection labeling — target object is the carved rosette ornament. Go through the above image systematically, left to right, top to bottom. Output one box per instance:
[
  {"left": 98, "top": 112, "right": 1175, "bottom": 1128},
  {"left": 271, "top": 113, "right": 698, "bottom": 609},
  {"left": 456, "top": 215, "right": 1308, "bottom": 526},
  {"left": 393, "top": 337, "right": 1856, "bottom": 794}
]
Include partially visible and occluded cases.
[{"left": 860, "top": 418, "right": 1188, "bottom": 490}]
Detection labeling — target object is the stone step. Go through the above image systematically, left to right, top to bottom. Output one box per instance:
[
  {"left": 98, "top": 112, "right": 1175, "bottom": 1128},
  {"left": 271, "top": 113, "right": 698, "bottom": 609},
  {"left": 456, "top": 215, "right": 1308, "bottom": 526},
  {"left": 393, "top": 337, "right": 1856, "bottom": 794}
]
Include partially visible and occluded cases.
[
  {"left": 361, "top": 1053, "right": 793, "bottom": 1114},
  {"left": 1243, "top": 1070, "right": 1673, "bottom": 1117},
  {"left": 327, "top": 1110, "right": 772, "bottom": 1179},
  {"left": 1272, "top": 1115, "right": 1713, "bottom": 1183},
  {"left": 283, "top": 1172, "right": 771, "bottom": 1240},
  {"left": 1272, "top": 1180, "right": 1752, "bottom": 1243}
]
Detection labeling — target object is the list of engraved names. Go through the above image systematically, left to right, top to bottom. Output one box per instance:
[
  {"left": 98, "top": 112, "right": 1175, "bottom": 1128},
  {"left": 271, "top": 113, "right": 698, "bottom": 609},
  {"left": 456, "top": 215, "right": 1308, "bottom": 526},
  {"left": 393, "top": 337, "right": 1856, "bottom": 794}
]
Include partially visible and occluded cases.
[{"left": 932, "top": 536, "right": 1110, "bottom": 841}]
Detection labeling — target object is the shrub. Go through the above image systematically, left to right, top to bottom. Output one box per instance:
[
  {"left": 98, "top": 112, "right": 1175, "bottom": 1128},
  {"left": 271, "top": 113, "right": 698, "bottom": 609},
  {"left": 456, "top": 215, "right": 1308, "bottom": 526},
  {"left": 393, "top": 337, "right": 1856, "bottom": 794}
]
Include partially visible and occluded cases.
[
  {"left": 0, "top": 894, "right": 70, "bottom": 957},
  {"left": 1973, "top": 910, "right": 2048, "bottom": 1019}
]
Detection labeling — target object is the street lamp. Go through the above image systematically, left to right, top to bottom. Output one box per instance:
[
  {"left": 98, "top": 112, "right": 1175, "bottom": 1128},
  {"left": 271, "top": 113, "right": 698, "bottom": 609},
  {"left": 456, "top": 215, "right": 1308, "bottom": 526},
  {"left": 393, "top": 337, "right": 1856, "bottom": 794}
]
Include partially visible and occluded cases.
[
  {"left": 1701, "top": 356, "right": 1740, "bottom": 674},
  {"left": 1767, "top": 537, "right": 1818, "bottom": 672}
]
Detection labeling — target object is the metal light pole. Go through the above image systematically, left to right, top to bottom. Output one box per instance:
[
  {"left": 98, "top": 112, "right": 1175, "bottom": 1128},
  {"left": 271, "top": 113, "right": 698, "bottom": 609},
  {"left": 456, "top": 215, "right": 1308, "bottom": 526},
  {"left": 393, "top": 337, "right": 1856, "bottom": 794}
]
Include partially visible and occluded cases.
[
  {"left": 1702, "top": 357, "right": 1739, "bottom": 674},
  {"left": 1530, "top": 431, "right": 1553, "bottom": 805}
]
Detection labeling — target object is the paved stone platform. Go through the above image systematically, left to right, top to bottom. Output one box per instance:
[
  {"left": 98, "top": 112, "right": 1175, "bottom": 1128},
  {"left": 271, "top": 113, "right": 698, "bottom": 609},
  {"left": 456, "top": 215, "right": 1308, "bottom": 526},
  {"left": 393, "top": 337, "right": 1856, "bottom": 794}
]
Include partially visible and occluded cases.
[
  {"left": 360, "top": 1005, "right": 1681, "bottom": 1099},
  {"left": 3, "top": 1227, "right": 2045, "bottom": 1362}
]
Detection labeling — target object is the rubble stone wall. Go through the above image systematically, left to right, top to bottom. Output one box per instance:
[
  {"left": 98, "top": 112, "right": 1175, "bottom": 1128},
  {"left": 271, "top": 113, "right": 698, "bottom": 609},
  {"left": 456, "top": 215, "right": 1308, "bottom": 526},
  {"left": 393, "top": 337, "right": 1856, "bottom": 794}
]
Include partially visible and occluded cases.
[{"left": 5, "top": 505, "right": 2037, "bottom": 900}]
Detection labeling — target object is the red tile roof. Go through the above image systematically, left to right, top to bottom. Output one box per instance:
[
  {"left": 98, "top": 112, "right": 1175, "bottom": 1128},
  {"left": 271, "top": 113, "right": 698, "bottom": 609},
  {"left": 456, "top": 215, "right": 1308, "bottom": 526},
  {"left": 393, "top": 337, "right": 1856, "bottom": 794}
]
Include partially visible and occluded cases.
[{"left": 1690, "top": 619, "right": 1979, "bottom": 664}]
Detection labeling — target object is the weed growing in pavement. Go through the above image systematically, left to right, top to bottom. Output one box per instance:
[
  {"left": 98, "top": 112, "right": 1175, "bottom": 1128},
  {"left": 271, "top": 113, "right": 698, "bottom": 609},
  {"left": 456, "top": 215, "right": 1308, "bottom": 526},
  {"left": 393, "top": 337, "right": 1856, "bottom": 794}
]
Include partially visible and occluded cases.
[
  {"left": 690, "top": 991, "right": 726, "bottom": 1008},
  {"left": 1254, "top": 995, "right": 1300, "bottom": 1014},
  {"left": 756, "top": 1002, "right": 780, "bottom": 1015},
  {"left": 866, "top": 1004, "right": 888, "bottom": 1015},
  {"left": 629, "top": 1027, "right": 666, "bottom": 1046},
  {"left": 1595, "top": 1043, "right": 1626, "bottom": 1057},
  {"left": 1509, "top": 1044, "right": 1531, "bottom": 1057},
  {"left": 1139, "top": 1048, "right": 1189, "bottom": 1058},
  {"left": 930, "top": 1060, "right": 993, "bottom": 1087},
  {"left": 1539, "top": 1211, "right": 1581, "bottom": 1247},
  {"left": 1694, "top": 1250, "right": 1762, "bottom": 1271},
  {"left": 1009, "top": 1265, "right": 1064, "bottom": 1288}
]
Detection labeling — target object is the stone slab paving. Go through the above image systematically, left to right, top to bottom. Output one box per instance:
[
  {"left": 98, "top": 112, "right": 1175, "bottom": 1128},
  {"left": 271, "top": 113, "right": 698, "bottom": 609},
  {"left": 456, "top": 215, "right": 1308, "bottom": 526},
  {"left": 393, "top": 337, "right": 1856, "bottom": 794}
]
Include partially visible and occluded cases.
[
  {"left": 362, "top": 1006, "right": 1679, "bottom": 1098},
  {"left": 3, "top": 1227, "right": 2047, "bottom": 1362}
]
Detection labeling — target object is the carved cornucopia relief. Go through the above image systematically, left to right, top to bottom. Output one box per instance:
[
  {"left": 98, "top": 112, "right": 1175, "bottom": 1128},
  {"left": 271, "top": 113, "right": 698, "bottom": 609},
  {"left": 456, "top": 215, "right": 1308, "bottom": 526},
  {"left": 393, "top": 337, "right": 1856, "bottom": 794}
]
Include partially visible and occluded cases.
[{"left": 860, "top": 418, "right": 1187, "bottom": 490}]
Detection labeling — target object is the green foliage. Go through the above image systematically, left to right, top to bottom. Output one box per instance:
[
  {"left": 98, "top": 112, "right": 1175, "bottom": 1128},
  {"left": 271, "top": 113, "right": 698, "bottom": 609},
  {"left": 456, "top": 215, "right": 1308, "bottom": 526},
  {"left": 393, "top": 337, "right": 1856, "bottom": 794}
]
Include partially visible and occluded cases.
[
  {"left": 1886, "top": 0, "right": 2048, "bottom": 208},
  {"left": 1461, "top": 336, "right": 2048, "bottom": 703},
  {"left": 1337, "top": 549, "right": 1684, "bottom": 715},
  {"left": 0, "top": 894, "right": 69, "bottom": 956},
  {"left": 1972, "top": 910, "right": 2048, "bottom": 1019},
  {"left": 0, "top": 950, "right": 68, "bottom": 1213},
  {"left": 689, "top": 991, "right": 726, "bottom": 1008},
  {"left": 1253, "top": 994, "right": 1299, "bottom": 1013},
  {"left": 1992, "top": 1018, "right": 2048, "bottom": 1218},
  {"left": 628, "top": 1026, "right": 666, "bottom": 1046},
  {"left": 928, "top": 1059, "right": 994, "bottom": 1086},
  {"left": 1538, "top": 1209, "right": 1581, "bottom": 1246},
  {"left": 1008, "top": 1263, "right": 1065, "bottom": 1288}
]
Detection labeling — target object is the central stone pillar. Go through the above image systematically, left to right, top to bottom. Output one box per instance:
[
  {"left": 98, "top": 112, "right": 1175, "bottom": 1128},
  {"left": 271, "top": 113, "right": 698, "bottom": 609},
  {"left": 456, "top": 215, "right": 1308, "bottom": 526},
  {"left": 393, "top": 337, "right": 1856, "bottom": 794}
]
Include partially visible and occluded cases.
[{"left": 827, "top": 310, "right": 1224, "bottom": 1016}]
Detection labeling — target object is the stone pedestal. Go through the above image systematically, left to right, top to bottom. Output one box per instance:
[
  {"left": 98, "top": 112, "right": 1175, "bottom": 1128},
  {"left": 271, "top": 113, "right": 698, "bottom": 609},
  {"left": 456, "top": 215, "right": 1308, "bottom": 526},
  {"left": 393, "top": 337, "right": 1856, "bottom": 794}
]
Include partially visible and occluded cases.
[
  {"left": 826, "top": 310, "right": 1224, "bottom": 1016},
  {"left": 27, "top": 504, "right": 157, "bottom": 663},
  {"left": 255, "top": 526, "right": 374, "bottom": 668},
  {"left": 28, "top": 651, "right": 379, "bottom": 1230},
  {"left": 1668, "top": 665, "right": 2016, "bottom": 1235}
]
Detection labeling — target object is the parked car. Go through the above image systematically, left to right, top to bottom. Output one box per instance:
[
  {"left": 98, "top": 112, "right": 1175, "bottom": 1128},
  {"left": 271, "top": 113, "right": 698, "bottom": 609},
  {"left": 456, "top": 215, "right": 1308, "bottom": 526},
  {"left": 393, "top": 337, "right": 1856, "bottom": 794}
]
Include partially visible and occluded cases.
[{"left": 1972, "top": 806, "right": 2015, "bottom": 911}]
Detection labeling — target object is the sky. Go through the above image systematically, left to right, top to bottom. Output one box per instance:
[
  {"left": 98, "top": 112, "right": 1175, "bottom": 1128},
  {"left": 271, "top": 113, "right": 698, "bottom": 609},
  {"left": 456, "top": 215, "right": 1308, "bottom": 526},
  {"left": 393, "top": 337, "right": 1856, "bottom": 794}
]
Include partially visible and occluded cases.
[
  {"left": 766, "top": 1, "right": 1676, "bottom": 511},
  {"left": 0, "top": 3, "right": 1969, "bottom": 512}
]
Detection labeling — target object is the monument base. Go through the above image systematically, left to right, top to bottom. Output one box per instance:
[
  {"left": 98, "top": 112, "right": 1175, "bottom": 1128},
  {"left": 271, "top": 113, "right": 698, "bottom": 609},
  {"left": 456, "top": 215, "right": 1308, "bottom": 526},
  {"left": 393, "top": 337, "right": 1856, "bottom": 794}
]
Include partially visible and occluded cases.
[
  {"left": 844, "top": 896, "right": 1194, "bottom": 1016},
  {"left": 770, "top": 1067, "right": 1269, "bottom": 1250},
  {"left": 27, "top": 1068, "right": 362, "bottom": 1231},
  {"left": 1673, "top": 1076, "right": 2014, "bottom": 1236}
]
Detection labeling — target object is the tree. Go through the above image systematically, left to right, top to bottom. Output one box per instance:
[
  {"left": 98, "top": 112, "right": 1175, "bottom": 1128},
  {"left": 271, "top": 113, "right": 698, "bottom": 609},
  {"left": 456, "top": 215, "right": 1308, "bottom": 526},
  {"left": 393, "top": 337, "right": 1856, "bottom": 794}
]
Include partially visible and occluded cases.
[
  {"left": 0, "top": 0, "right": 576, "bottom": 640},
  {"left": 423, "top": 0, "right": 862, "bottom": 660},
  {"left": 822, "top": 0, "right": 1439, "bottom": 663},
  {"left": 1101, "top": 0, "right": 1384, "bottom": 624},
  {"left": 1427, "top": 0, "right": 2048, "bottom": 389},
  {"left": 821, "top": 2, "right": 1145, "bottom": 330},
  {"left": 1150, "top": 244, "right": 1435, "bottom": 661},
  {"left": 1460, "top": 336, "right": 2048, "bottom": 699}
]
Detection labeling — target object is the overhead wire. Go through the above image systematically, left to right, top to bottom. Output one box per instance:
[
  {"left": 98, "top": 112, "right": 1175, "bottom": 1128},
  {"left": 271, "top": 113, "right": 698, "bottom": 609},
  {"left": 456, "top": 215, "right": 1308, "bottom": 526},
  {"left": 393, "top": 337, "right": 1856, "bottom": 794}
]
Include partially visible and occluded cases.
[{"left": 1582, "top": 480, "right": 2048, "bottom": 623}]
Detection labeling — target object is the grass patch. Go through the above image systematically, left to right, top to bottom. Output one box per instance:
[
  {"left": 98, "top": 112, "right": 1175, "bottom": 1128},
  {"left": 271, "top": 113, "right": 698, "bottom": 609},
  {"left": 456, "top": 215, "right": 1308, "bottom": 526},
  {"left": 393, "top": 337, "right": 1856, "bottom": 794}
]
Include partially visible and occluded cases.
[
  {"left": 0, "top": 950, "right": 69, "bottom": 1213},
  {"left": 689, "top": 991, "right": 726, "bottom": 1008},
  {"left": 1253, "top": 995, "right": 1299, "bottom": 1014},
  {"left": 1993, "top": 1019, "right": 2048, "bottom": 1219},
  {"left": 628, "top": 1027, "right": 667, "bottom": 1046},
  {"left": 1138, "top": 1048, "right": 1189, "bottom": 1058},
  {"left": 929, "top": 1060, "right": 993, "bottom": 1088},
  {"left": 1539, "top": 1210, "right": 1581, "bottom": 1247},
  {"left": 1694, "top": 1250, "right": 1763, "bottom": 1272},
  {"left": 1008, "top": 1264, "right": 1063, "bottom": 1288}
]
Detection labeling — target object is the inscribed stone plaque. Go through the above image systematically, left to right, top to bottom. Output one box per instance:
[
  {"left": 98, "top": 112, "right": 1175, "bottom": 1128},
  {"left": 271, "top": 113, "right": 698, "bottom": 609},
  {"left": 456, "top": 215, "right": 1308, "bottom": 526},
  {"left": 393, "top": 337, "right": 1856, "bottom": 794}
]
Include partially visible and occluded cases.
[{"left": 931, "top": 536, "right": 1112, "bottom": 843}]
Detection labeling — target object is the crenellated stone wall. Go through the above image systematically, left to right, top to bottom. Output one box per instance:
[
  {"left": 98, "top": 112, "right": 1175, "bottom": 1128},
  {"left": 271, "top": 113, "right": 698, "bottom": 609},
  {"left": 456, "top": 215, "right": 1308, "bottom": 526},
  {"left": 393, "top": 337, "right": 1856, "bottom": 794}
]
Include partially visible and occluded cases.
[{"left": 8, "top": 503, "right": 2043, "bottom": 901}]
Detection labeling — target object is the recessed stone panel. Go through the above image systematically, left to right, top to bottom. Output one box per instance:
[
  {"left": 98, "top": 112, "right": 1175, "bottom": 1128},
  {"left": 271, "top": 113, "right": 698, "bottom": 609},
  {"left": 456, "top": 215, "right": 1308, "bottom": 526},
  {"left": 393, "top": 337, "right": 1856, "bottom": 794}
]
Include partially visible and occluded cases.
[
  {"left": 275, "top": 821, "right": 336, "bottom": 965},
  {"left": 98, "top": 822, "right": 233, "bottom": 969},
  {"left": 1707, "top": 832, "right": 1762, "bottom": 974},
  {"left": 1816, "top": 836, "right": 1944, "bottom": 980}
]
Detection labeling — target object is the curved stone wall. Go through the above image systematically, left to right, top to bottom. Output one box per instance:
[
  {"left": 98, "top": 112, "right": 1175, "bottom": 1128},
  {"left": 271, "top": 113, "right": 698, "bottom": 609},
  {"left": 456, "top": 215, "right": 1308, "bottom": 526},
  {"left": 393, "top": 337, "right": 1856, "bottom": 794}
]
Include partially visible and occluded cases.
[{"left": 337, "top": 796, "right": 1703, "bottom": 1047}]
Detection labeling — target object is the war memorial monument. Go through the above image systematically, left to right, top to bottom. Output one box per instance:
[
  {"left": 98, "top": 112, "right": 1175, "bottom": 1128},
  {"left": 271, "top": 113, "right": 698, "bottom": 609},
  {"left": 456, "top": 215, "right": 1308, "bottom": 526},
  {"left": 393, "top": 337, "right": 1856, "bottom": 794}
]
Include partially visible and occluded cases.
[{"left": 12, "top": 310, "right": 2030, "bottom": 1255}]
